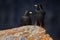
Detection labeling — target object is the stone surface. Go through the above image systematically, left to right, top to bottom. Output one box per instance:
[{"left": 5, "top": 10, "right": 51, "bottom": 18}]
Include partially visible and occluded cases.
[{"left": 0, "top": 25, "right": 53, "bottom": 40}]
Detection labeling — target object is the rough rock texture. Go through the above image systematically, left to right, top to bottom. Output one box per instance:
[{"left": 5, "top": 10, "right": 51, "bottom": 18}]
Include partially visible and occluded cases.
[{"left": 0, "top": 25, "right": 53, "bottom": 40}]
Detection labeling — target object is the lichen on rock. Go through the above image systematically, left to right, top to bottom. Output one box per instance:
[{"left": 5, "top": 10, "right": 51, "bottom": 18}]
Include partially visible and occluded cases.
[{"left": 0, "top": 25, "right": 53, "bottom": 40}]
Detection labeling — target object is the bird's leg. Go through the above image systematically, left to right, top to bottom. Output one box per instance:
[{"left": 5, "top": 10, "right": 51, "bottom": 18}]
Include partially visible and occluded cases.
[
  {"left": 34, "top": 20, "right": 37, "bottom": 27},
  {"left": 40, "top": 22, "right": 44, "bottom": 27}
]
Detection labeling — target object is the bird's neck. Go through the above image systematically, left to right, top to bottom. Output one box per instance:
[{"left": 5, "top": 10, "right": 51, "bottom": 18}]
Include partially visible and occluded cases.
[{"left": 35, "top": 8, "right": 42, "bottom": 12}]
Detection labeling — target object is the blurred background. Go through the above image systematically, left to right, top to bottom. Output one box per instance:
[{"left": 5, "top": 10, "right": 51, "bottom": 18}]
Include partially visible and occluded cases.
[{"left": 0, "top": 0, "right": 60, "bottom": 40}]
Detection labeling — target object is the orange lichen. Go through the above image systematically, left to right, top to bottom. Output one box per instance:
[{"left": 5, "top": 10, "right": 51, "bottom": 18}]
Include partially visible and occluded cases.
[
  {"left": 5, "top": 30, "right": 16, "bottom": 35},
  {"left": 39, "top": 35, "right": 49, "bottom": 40},
  {"left": 28, "top": 37, "right": 34, "bottom": 40}
]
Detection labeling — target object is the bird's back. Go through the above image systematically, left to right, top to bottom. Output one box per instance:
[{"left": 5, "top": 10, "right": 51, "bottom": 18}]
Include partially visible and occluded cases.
[{"left": 20, "top": 16, "right": 32, "bottom": 26}]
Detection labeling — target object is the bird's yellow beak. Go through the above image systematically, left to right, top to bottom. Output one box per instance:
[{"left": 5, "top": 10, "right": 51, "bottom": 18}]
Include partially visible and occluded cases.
[
  {"left": 34, "top": 4, "right": 38, "bottom": 7},
  {"left": 29, "top": 11, "right": 32, "bottom": 14}
]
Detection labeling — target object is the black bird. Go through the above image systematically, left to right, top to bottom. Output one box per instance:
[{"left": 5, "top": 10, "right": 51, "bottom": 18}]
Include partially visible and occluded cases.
[
  {"left": 34, "top": 3, "right": 46, "bottom": 27},
  {"left": 20, "top": 10, "right": 32, "bottom": 26}
]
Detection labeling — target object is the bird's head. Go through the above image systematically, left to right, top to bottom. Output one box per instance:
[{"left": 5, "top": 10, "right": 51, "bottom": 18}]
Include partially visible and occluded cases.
[
  {"left": 34, "top": 3, "right": 43, "bottom": 10},
  {"left": 24, "top": 10, "right": 32, "bottom": 16}
]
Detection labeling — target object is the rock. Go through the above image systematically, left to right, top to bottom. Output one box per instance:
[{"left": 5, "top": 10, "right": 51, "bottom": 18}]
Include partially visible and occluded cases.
[{"left": 0, "top": 25, "right": 53, "bottom": 40}]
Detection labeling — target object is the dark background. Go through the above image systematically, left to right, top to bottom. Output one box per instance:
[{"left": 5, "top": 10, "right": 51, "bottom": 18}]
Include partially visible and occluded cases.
[{"left": 0, "top": 0, "right": 60, "bottom": 40}]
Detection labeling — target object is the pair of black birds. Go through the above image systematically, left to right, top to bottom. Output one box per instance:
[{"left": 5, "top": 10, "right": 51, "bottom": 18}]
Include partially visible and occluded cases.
[{"left": 20, "top": 3, "right": 46, "bottom": 27}]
